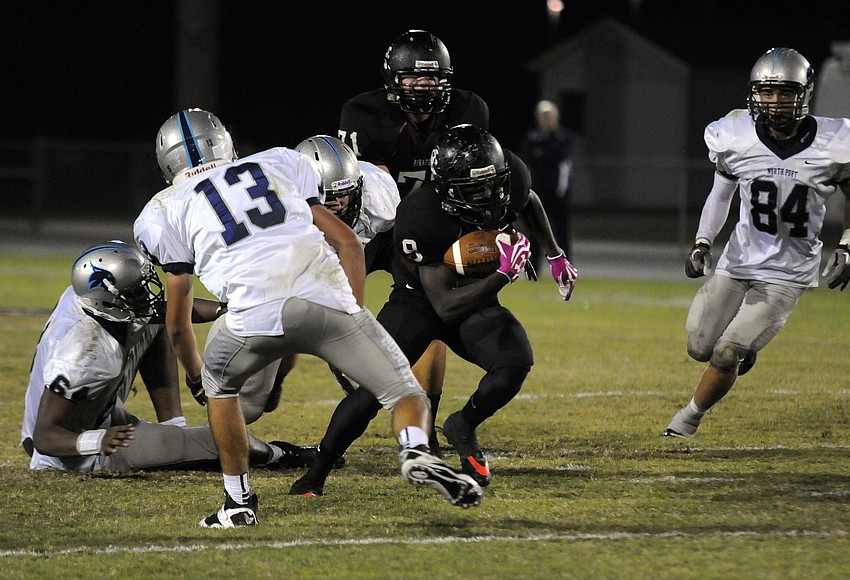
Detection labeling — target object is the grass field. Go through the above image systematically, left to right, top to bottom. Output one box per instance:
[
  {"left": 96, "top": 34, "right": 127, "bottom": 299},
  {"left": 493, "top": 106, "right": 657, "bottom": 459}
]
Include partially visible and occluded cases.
[{"left": 1, "top": 253, "right": 849, "bottom": 578}]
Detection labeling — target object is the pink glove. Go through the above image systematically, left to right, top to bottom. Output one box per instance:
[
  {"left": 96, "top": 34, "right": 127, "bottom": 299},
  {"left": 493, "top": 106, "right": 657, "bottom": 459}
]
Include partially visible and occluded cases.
[
  {"left": 496, "top": 232, "right": 531, "bottom": 282},
  {"left": 549, "top": 253, "right": 578, "bottom": 300}
]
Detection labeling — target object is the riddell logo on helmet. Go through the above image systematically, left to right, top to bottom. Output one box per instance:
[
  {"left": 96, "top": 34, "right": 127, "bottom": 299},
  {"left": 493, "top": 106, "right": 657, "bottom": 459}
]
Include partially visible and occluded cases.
[
  {"left": 415, "top": 60, "right": 439, "bottom": 70},
  {"left": 185, "top": 162, "right": 221, "bottom": 179},
  {"left": 470, "top": 165, "right": 496, "bottom": 178},
  {"left": 332, "top": 178, "right": 354, "bottom": 190}
]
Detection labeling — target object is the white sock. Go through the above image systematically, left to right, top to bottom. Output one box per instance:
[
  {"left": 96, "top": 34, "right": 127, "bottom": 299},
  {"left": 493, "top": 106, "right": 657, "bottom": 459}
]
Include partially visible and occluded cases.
[
  {"left": 688, "top": 398, "right": 708, "bottom": 416},
  {"left": 159, "top": 415, "right": 187, "bottom": 428},
  {"left": 398, "top": 426, "right": 429, "bottom": 450},
  {"left": 223, "top": 473, "right": 250, "bottom": 504}
]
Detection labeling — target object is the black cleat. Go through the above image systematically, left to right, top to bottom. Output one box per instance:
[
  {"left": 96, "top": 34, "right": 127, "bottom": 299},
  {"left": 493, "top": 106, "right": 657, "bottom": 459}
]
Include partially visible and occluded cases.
[
  {"left": 442, "top": 412, "right": 492, "bottom": 487},
  {"left": 267, "top": 442, "right": 345, "bottom": 469},
  {"left": 288, "top": 476, "right": 324, "bottom": 497},
  {"left": 200, "top": 493, "right": 258, "bottom": 528}
]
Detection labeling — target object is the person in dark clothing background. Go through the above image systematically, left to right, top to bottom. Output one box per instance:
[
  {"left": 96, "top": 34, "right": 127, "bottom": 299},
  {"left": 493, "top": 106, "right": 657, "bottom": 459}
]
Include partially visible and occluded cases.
[{"left": 518, "top": 99, "right": 576, "bottom": 263}]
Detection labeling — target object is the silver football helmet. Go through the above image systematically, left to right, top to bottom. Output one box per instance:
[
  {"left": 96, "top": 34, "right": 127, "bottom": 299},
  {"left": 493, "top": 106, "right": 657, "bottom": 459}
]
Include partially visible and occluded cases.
[
  {"left": 746, "top": 47, "right": 814, "bottom": 130},
  {"left": 156, "top": 109, "right": 236, "bottom": 184},
  {"left": 295, "top": 135, "right": 363, "bottom": 228},
  {"left": 72, "top": 241, "right": 164, "bottom": 323}
]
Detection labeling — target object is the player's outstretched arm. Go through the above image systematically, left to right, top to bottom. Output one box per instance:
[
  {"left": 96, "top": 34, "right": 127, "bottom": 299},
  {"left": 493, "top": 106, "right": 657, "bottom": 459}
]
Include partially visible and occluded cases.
[{"left": 32, "top": 390, "right": 136, "bottom": 458}]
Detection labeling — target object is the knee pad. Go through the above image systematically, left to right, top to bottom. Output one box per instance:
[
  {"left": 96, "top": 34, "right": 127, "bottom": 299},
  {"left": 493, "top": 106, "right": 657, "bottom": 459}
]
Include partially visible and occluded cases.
[
  {"left": 687, "top": 339, "right": 712, "bottom": 363},
  {"left": 709, "top": 343, "right": 743, "bottom": 372}
]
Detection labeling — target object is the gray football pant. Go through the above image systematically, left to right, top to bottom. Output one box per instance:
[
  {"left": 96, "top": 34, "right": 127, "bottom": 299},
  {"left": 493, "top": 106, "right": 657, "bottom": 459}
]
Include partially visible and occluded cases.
[
  {"left": 686, "top": 274, "right": 804, "bottom": 361},
  {"left": 202, "top": 298, "right": 425, "bottom": 412},
  {"left": 206, "top": 315, "right": 277, "bottom": 424},
  {"left": 98, "top": 399, "right": 273, "bottom": 472},
  {"left": 99, "top": 399, "right": 218, "bottom": 472}
]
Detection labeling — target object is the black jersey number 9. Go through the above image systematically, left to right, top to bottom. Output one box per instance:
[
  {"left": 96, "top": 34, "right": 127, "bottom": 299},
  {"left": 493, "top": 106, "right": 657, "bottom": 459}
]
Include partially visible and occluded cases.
[
  {"left": 195, "top": 162, "right": 287, "bottom": 246},
  {"left": 749, "top": 180, "right": 809, "bottom": 238}
]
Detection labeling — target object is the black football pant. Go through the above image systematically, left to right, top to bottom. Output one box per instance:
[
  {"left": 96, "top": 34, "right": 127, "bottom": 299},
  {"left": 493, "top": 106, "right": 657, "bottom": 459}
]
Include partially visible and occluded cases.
[{"left": 314, "top": 297, "right": 534, "bottom": 462}]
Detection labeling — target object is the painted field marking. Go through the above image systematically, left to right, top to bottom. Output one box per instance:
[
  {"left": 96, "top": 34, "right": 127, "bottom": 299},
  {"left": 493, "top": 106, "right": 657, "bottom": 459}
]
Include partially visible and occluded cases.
[{"left": 2, "top": 529, "right": 848, "bottom": 559}]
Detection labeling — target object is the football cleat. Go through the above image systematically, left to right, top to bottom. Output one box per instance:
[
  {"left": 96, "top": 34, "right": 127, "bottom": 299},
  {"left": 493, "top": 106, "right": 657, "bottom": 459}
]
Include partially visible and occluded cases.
[
  {"left": 661, "top": 407, "right": 701, "bottom": 439},
  {"left": 442, "top": 411, "right": 492, "bottom": 487},
  {"left": 660, "top": 428, "right": 691, "bottom": 438},
  {"left": 267, "top": 441, "right": 346, "bottom": 470},
  {"left": 400, "top": 445, "right": 482, "bottom": 508},
  {"left": 288, "top": 476, "right": 324, "bottom": 497},
  {"left": 200, "top": 493, "right": 258, "bottom": 528}
]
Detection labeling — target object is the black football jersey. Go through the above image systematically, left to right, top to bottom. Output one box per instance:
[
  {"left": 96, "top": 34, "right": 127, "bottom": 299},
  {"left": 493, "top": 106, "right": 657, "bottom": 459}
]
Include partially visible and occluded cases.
[
  {"left": 338, "top": 88, "right": 489, "bottom": 199},
  {"left": 392, "top": 149, "right": 531, "bottom": 291}
]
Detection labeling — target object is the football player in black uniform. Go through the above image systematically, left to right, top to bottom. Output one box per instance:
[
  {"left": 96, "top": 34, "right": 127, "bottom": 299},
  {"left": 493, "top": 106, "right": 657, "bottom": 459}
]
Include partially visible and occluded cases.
[
  {"left": 300, "top": 30, "right": 488, "bottom": 481},
  {"left": 291, "top": 125, "right": 578, "bottom": 494}
]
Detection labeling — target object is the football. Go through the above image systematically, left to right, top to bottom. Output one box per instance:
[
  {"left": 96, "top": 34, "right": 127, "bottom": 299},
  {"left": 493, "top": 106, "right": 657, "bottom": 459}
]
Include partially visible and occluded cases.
[{"left": 443, "top": 230, "right": 516, "bottom": 278}]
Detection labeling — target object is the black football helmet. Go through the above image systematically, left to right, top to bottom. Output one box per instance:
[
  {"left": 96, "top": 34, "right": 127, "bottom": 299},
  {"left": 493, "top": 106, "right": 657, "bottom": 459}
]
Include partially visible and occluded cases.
[
  {"left": 382, "top": 30, "right": 453, "bottom": 115},
  {"left": 746, "top": 47, "right": 814, "bottom": 132},
  {"left": 431, "top": 124, "right": 511, "bottom": 229}
]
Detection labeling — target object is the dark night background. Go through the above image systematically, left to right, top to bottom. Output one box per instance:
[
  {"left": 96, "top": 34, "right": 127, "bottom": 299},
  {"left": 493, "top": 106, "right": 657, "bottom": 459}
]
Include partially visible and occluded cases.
[
  {"left": 2, "top": 0, "right": 849, "bottom": 232},
  {"left": 6, "top": 0, "right": 849, "bottom": 151}
]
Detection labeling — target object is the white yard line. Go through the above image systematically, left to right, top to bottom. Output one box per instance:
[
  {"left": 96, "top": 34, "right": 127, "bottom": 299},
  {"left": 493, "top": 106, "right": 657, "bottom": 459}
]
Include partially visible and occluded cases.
[{"left": 2, "top": 529, "right": 848, "bottom": 558}]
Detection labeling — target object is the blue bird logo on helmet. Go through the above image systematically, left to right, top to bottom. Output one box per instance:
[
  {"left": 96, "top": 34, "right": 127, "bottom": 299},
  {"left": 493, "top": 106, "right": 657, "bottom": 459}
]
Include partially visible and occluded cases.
[{"left": 87, "top": 264, "right": 118, "bottom": 293}]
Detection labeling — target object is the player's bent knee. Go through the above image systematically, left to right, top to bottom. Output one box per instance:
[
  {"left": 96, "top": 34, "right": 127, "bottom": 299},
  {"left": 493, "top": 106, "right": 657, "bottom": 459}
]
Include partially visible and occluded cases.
[
  {"left": 687, "top": 340, "right": 712, "bottom": 363},
  {"left": 709, "top": 343, "right": 742, "bottom": 372},
  {"left": 385, "top": 385, "right": 429, "bottom": 413}
]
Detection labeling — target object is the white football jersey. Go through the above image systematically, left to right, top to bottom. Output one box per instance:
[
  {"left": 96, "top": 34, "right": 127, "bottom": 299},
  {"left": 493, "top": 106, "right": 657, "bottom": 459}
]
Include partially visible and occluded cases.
[
  {"left": 707, "top": 110, "right": 850, "bottom": 287},
  {"left": 134, "top": 147, "right": 360, "bottom": 336},
  {"left": 353, "top": 160, "right": 400, "bottom": 245},
  {"left": 21, "top": 287, "right": 159, "bottom": 471}
]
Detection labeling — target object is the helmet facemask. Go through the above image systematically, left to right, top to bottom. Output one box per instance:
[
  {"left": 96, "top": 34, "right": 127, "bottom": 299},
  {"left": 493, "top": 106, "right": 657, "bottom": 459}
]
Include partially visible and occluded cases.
[
  {"left": 388, "top": 70, "right": 453, "bottom": 114},
  {"left": 747, "top": 82, "right": 808, "bottom": 133},
  {"left": 437, "top": 163, "right": 511, "bottom": 229},
  {"left": 324, "top": 176, "right": 364, "bottom": 228}
]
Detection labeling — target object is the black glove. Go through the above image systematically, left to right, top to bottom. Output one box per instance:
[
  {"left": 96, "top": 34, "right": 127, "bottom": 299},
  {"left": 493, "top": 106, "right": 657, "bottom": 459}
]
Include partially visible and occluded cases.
[
  {"left": 685, "top": 240, "right": 712, "bottom": 278},
  {"left": 822, "top": 244, "right": 850, "bottom": 290},
  {"left": 185, "top": 375, "right": 207, "bottom": 406}
]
